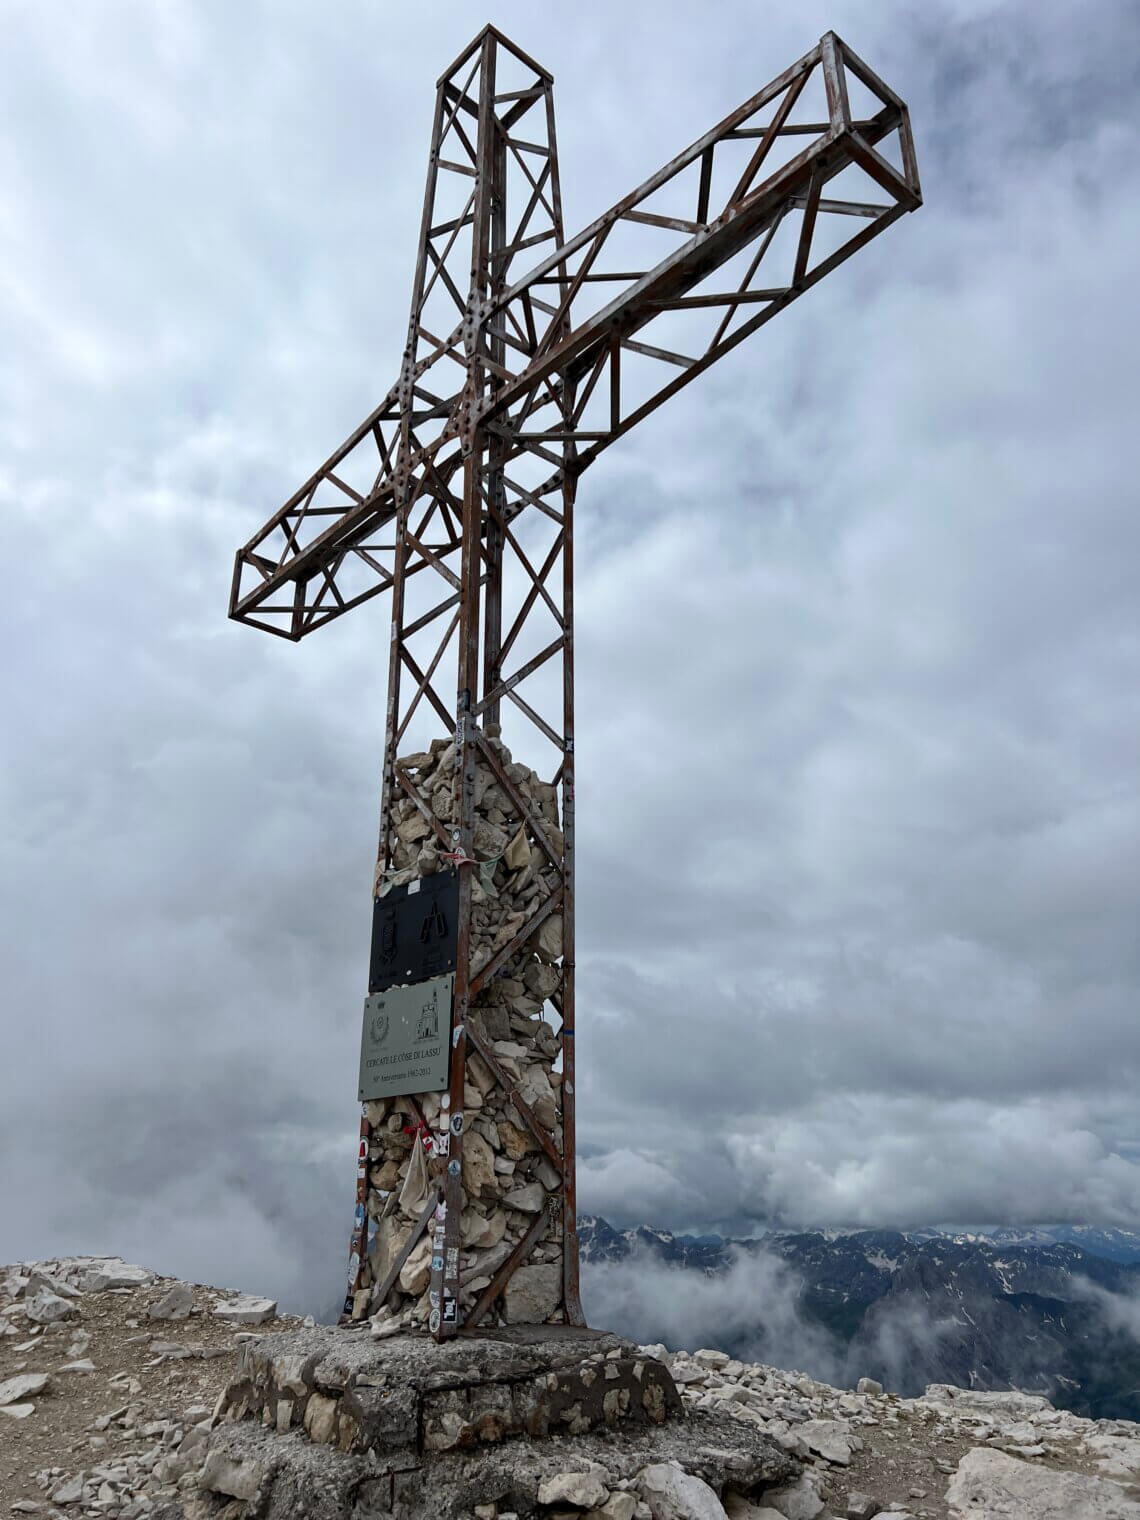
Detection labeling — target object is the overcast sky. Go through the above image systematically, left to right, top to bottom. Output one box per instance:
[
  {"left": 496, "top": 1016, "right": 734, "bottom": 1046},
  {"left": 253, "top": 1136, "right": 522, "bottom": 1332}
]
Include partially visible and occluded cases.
[{"left": 2, "top": 0, "right": 1138, "bottom": 1315}]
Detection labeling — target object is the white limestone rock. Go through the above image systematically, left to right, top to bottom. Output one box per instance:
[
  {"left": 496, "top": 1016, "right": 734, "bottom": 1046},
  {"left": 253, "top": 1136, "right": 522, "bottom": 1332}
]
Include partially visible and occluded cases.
[
  {"left": 462, "top": 1130, "right": 498, "bottom": 1196},
  {"left": 502, "top": 1182, "right": 545, "bottom": 1213},
  {"left": 399, "top": 1236, "right": 433, "bottom": 1297},
  {"left": 80, "top": 1259, "right": 154, "bottom": 1292},
  {"left": 502, "top": 1263, "right": 561, "bottom": 1324},
  {"left": 25, "top": 1269, "right": 80, "bottom": 1300},
  {"left": 149, "top": 1282, "right": 193, "bottom": 1321},
  {"left": 25, "top": 1288, "right": 77, "bottom": 1324},
  {"left": 213, "top": 1295, "right": 276, "bottom": 1325},
  {"left": 0, "top": 1371, "right": 50, "bottom": 1405},
  {"left": 922, "top": 1385, "right": 1051, "bottom": 1418},
  {"left": 798, "top": 1418, "right": 859, "bottom": 1465},
  {"left": 1083, "top": 1430, "right": 1140, "bottom": 1481},
  {"left": 947, "top": 1446, "right": 1140, "bottom": 1518},
  {"left": 200, "top": 1450, "right": 267, "bottom": 1501},
  {"left": 638, "top": 1462, "right": 727, "bottom": 1520},
  {"left": 537, "top": 1471, "right": 610, "bottom": 1508},
  {"left": 760, "top": 1473, "right": 826, "bottom": 1520},
  {"left": 50, "top": 1474, "right": 84, "bottom": 1505},
  {"left": 596, "top": 1495, "right": 639, "bottom": 1520},
  {"left": 841, "top": 1496, "right": 878, "bottom": 1520}
]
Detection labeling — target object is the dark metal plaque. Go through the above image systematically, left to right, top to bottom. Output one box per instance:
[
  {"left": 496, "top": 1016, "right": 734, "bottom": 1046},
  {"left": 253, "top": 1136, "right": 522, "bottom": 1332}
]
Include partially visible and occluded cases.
[
  {"left": 369, "top": 871, "right": 459, "bottom": 994},
  {"left": 358, "top": 973, "right": 453, "bottom": 1101}
]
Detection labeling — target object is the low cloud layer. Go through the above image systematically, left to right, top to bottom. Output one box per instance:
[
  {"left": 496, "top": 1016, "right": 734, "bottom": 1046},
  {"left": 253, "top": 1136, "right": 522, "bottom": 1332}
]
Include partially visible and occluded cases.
[
  {"left": 2, "top": 0, "right": 1139, "bottom": 1307},
  {"left": 582, "top": 1249, "right": 845, "bottom": 1387}
]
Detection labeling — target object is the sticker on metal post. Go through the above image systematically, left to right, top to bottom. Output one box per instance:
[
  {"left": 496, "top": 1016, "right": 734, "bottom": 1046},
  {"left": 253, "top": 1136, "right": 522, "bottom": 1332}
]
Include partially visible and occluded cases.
[
  {"left": 449, "top": 1111, "right": 464, "bottom": 1135},
  {"left": 448, "top": 1159, "right": 461, "bottom": 1176},
  {"left": 429, "top": 1308, "right": 441, "bottom": 1333}
]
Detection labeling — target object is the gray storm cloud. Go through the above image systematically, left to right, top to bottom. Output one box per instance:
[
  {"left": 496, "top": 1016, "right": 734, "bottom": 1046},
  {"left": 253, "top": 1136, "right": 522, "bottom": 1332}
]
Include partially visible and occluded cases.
[{"left": 2, "top": 0, "right": 1139, "bottom": 1310}]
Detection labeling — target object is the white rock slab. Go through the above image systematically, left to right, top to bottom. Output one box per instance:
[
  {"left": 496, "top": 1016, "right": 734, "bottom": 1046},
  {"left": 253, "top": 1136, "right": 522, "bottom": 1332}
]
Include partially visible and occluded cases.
[
  {"left": 80, "top": 1260, "right": 154, "bottom": 1292},
  {"left": 149, "top": 1283, "right": 193, "bottom": 1321},
  {"left": 213, "top": 1295, "right": 277, "bottom": 1325},
  {"left": 0, "top": 1372, "right": 49, "bottom": 1405},
  {"left": 922, "top": 1385, "right": 1052, "bottom": 1418},
  {"left": 0, "top": 1402, "right": 35, "bottom": 1419},
  {"left": 798, "top": 1417, "right": 858, "bottom": 1465},
  {"left": 1084, "top": 1431, "right": 1140, "bottom": 1481},
  {"left": 947, "top": 1447, "right": 1140, "bottom": 1519},
  {"left": 50, "top": 1474, "right": 84, "bottom": 1505}
]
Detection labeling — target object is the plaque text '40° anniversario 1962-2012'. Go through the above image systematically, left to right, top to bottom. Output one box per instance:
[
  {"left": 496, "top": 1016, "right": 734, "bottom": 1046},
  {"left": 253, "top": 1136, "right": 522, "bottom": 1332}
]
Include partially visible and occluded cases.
[{"left": 358, "top": 973, "right": 454, "bottom": 1102}]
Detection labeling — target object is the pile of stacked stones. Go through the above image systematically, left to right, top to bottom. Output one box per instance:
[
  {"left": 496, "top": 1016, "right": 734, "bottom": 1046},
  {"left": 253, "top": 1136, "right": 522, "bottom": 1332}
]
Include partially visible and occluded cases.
[{"left": 365, "top": 727, "right": 568, "bottom": 1331}]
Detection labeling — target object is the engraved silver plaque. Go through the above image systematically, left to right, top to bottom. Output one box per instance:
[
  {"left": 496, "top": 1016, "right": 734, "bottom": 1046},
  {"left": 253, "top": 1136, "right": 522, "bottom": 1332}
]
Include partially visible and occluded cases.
[{"left": 358, "top": 973, "right": 453, "bottom": 1101}]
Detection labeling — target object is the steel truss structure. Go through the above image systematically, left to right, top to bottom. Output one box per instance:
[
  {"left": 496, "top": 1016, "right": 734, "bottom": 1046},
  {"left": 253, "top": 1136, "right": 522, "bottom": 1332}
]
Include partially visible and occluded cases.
[{"left": 229, "top": 26, "right": 920, "bottom": 1339}]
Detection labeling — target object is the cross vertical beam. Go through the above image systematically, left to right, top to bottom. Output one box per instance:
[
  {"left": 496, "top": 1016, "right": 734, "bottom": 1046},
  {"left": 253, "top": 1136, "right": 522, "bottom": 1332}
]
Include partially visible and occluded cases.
[{"left": 345, "top": 26, "right": 581, "bottom": 1338}]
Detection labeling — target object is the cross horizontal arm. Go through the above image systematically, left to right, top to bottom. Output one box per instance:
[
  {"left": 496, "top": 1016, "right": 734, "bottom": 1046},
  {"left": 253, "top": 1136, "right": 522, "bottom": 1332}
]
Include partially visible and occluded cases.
[{"left": 229, "top": 31, "right": 920, "bottom": 640}]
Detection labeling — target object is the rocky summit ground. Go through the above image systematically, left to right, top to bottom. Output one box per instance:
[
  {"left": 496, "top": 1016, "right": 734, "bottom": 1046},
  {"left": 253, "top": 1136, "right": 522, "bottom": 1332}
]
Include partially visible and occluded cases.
[
  {"left": 0, "top": 1258, "right": 303, "bottom": 1520},
  {"left": 4, "top": 1258, "right": 1140, "bottom": 1519}
]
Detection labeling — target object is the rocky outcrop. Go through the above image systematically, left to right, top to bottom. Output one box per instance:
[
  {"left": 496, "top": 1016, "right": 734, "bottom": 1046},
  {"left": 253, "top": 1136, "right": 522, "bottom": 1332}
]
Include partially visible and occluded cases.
[
  {"left": 0, "top": 1255, "right": 300, "bottom": 1518},
  {"left": 7, "top": 1256, "right": 1140, "bottom": 1520}
]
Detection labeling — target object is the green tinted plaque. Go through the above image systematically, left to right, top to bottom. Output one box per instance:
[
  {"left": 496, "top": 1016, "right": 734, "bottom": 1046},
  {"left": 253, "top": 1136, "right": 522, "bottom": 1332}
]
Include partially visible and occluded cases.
[{"left": 358, "top": 973, "right": 453, "bottom": 1101}]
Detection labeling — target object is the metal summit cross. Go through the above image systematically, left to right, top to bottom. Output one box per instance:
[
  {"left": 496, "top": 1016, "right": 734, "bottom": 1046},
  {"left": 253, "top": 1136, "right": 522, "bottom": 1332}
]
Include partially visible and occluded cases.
[{"left": 229, "top": 26, "right": 921, "bottom": 1340}]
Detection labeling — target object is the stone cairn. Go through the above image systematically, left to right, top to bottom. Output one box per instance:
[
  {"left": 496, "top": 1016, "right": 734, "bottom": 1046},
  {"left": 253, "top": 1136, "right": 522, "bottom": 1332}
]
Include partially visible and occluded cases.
[{"left": 363, "top": 726, "right": 567, "bottom": 1332}]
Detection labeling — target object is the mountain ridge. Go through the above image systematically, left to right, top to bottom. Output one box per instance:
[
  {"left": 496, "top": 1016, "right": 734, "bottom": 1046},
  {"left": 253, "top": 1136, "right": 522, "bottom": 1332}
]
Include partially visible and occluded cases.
[{"left": 579, "top": 1215, "right": 1140, "bottom": 1420}]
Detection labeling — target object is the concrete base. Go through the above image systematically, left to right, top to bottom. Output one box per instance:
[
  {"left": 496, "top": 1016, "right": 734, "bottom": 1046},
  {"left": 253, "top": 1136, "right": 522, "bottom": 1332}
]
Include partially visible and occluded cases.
[
  {"left": 191, "top": 1323, "right": 799, "bottom": 1519},
  {"left": 212, "top": 1323, "right": 683, "bottom": 1461}
]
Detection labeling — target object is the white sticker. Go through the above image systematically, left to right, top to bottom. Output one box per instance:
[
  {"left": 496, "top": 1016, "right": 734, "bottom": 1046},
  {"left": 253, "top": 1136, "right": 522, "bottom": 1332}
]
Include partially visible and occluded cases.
[{"left": 408, "top": 879, "right": 421, "bottom": 895}]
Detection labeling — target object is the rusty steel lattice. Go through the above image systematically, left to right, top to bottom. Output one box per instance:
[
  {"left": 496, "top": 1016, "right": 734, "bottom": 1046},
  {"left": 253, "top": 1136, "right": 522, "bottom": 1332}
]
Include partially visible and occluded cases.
[{"left": 229, "top": 26, "right": 921, "bottom": 1339}]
